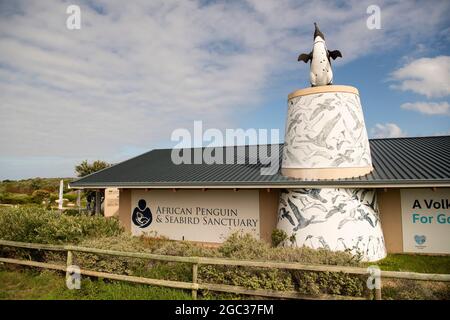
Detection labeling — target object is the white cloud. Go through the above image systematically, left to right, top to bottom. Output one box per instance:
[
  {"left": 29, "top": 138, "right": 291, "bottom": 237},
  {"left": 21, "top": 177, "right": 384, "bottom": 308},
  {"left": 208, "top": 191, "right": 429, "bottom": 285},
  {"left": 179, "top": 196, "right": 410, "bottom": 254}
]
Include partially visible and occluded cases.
[
  {"left": 0, "top": 0, "right": 449, "bottom": 178},
  {"left": 390, "top": 56, "right": 450, "bottom": 98},
  {"left": 401, "top": 101, "right": 450, "bottom": 116},
  {"left": 371, "top": 123, "right": 407, "bottom": 139},
  {"left": 432, "top": 130, "right": 450, "bottom": 136}
]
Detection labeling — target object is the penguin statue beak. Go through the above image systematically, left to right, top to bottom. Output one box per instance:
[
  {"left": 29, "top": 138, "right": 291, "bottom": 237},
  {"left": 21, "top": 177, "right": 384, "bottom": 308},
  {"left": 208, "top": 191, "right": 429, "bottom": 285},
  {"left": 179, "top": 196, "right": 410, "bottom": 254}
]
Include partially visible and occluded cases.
[{"left": 314, "top": 22, "right": 325, "bottom": 40}]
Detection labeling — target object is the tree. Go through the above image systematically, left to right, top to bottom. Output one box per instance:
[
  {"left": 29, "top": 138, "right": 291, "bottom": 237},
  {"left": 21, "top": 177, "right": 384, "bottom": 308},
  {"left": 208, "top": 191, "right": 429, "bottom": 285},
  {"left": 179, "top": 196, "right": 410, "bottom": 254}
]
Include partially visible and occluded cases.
[
  {"left": 75, "top": 160, "right": 111, "bottom": 214},
  {"left": 75, "top": 160, "right": 111, "bottom": 177},
  {"left": 30, "top": 178, "right": 43, "bottom": 191}
]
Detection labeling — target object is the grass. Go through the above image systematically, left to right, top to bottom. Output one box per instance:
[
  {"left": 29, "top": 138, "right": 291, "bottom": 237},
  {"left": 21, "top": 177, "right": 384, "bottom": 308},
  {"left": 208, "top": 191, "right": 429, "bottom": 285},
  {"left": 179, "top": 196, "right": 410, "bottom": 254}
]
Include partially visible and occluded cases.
[
  {"left": 367, "top": 254, "right": 450, "bottom": 274},
  {"left": 0, "top": 267, "right": 192, "bottom": 300}
]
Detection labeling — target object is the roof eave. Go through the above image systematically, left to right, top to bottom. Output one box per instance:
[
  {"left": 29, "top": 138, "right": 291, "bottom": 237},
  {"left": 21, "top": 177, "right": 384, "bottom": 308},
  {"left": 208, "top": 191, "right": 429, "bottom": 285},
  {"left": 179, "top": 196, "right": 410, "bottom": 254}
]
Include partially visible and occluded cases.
[{"left": 69, "top": 180, "right": 450, "bottom": 189}]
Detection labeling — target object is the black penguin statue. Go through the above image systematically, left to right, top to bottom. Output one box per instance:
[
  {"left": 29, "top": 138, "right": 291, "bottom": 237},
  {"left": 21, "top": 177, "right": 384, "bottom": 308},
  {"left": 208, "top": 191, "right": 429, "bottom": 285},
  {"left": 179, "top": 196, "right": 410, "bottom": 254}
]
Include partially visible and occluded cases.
[{"left": 298, "top": 23, "right": 342, "bottom": 86}]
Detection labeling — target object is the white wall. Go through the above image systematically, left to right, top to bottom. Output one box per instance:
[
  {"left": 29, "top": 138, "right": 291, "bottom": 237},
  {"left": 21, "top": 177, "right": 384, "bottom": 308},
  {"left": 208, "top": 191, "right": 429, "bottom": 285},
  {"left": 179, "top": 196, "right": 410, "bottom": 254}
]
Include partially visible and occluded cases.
[
  {"left": 401, "top": 188, "right": 450, "bottom": 254},
  {"left": 130, "top": 189, "right": 260, "bottom": 242}
]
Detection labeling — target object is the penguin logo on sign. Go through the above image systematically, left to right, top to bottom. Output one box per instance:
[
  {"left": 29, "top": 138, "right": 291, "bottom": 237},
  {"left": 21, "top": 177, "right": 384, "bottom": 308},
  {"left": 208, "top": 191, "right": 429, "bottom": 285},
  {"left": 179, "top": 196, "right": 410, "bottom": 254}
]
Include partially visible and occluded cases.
[{"left": 132, "top": 199, "right": 152, "bottom": 228}]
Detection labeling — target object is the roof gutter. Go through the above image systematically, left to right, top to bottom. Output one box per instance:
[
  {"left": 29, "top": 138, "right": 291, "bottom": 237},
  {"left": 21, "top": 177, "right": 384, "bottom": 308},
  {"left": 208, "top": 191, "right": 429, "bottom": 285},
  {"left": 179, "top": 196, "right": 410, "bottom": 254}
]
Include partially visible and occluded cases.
[{"left": 69, "top": 182, "right": 450, "bottom": 190}]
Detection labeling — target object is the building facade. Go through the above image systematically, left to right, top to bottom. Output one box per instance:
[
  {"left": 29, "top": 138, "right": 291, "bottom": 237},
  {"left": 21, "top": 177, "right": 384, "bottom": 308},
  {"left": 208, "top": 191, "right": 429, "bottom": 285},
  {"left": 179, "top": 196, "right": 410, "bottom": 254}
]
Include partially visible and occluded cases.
[{"left": 71, "top": 136, "right": 450, "bottom": 259}]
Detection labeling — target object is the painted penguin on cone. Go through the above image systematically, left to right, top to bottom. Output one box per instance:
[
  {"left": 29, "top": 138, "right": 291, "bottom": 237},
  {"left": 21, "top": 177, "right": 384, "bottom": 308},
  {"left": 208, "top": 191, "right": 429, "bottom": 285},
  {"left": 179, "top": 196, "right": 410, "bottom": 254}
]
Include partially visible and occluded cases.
[{"left": 298, "top": 23, "right": 342, "bottom": 86}]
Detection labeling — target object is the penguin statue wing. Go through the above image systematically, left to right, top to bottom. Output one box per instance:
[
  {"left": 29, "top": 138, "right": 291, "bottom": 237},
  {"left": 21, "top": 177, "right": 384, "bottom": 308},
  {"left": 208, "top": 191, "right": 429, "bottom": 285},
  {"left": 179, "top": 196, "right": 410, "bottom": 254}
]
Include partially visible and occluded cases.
[
  {"left": 328, "top": 50, "right": 342, "bottom": 60},
  {"left": 298, "top": 52, "right": 312, "bottom": 63}
]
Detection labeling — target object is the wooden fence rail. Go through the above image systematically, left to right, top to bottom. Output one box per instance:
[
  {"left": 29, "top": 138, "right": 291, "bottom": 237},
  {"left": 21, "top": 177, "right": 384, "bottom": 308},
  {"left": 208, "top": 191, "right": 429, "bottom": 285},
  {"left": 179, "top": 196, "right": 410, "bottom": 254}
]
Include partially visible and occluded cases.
[{"left": 1, "top": 239, "right": 449, "bottom": 300}]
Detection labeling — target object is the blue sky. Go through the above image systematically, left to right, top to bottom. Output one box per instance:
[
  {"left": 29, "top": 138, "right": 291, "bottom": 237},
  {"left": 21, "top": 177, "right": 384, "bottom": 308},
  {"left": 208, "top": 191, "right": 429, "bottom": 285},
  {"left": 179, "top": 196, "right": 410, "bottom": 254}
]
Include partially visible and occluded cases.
[{"left": 0, "top": 0, "right": 449, "bottom": 179}]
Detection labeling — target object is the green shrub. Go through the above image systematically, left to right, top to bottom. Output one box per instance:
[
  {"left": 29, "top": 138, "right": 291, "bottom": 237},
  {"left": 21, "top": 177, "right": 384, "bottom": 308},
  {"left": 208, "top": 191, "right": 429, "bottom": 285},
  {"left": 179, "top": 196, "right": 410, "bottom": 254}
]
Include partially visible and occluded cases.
[
  {"left": 0, "top": 178, "right": 70, "bottom": 195},
  {"left": 31, "top": 190, "right": 51, "bottom": 204},
  {"left": 0, "top": 193, "right": 32, "bottom": 205},
  {"left": 49, "top": 193, "right": 58, "bottom": 204},
  {"left": 63, "top": 193, "right": 78, "bottom": 202},
  {"left": 0, "top": 206, "right": 123, "bottom": 244},
  {"left": 63, "top": 209, "right": 84, "bottom": 216},
  {"left": 271, "top": 229, "right": 288, "bottom": 247},
  {"left": 201, "top": 232, "right": 363, "bottom": 293},
  {"left": 219, "top": 232, "right": 360, "bottom": 266},
  {"left": 220, "top": 232, "right": 361, "bottom": 269},
  {"left": 74, "top": 233, "right": 294, "bottom": 291},
  {"left": 219, "top": 233, "right": 268, "bottom": 259},
  {"left": 72, "top": 234, "right": 149, "bottom": 275},
  {"left": 79, "top": 234, "right": 147, "bottom": 252},
  {"left": 75, "top": 235, "right": 216, "bottom": 279},
  {"left": 151, "top": 240, "right": 218, "bottom": 258},
  {"left": 73, "top": 251, "right": 144, "bottom": 276},
  {"left": 134, "top": 261, "right": 193, "bottom": 282},
  {"left": 199, "top": 265, "right": 294, "bottom": 291},
  {"left": 292, "top": 271, "right": 368, "bottom": 297},
  {"left": 381, "top": 279, "right": 450, "bottom": 300}
]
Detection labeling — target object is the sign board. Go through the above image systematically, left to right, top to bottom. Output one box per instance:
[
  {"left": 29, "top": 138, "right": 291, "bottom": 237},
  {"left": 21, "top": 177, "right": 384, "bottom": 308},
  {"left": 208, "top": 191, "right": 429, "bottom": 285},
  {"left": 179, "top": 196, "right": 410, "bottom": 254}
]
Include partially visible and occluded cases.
[
  {"left": 104, "top": 188, "right": 120, "bottom": 217},
  {"left": 401, "top": 188, "right": 450, "bottom": 254},
  {"left": 131, "top": 189, "right": 260, "bottom": 243}
]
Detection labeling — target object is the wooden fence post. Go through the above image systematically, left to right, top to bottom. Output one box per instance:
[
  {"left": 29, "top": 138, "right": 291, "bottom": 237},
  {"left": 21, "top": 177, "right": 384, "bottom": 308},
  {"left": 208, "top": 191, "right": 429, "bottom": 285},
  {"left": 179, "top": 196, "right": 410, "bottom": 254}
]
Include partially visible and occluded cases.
[
  {"left": 66, "top": 250, "right": 73, "bottom": 283},
  {"left": 192, "top": 262, "right": 198, "bottom": 300},
  {"left": 374, "top": 274, "right": 382, "bottom": 300},
  {"left": 375, "top": 287, "right": 382, "bottom": 300}
]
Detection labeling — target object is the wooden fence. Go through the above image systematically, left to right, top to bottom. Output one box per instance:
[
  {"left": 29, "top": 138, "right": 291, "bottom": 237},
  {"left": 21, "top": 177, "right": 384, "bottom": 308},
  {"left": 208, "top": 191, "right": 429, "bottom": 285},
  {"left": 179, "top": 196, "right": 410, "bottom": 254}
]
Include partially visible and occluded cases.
[{"left": 1, "top": 239, "right": 449, "bottom": 300}]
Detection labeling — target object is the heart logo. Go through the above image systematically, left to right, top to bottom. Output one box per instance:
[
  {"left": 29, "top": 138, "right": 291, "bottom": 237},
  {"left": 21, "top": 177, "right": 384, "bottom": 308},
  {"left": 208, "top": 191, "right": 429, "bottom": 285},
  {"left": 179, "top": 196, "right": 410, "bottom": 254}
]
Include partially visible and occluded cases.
[{"left": 414, "top": 235, "right": 426, "bottom": 245}]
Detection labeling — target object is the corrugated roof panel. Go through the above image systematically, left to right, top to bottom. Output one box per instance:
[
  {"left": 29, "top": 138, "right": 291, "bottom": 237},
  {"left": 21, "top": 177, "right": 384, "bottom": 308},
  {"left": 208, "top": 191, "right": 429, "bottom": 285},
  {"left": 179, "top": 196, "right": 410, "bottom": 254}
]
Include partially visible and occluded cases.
[
  {"left": 70, "top": 136, "right": 450, "bottom": 188},
  {"left": 400, "top": 138, "right": 449, "bottom": 178}
]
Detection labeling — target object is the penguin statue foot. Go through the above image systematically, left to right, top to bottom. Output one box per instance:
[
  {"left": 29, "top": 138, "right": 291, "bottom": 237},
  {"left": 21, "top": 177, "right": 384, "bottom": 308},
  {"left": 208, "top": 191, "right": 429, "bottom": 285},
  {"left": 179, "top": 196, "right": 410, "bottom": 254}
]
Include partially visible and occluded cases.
[{"left": 311, "top": 82, "right": 333, "bottom": 87}]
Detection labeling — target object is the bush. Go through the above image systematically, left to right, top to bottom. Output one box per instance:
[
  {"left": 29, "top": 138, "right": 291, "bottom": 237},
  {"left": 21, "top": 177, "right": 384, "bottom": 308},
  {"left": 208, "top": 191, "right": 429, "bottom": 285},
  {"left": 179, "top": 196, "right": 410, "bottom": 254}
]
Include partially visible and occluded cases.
[
  {"left": 0, "top": 178, "right": 66, "bottom": 195},
  {"left": 31, "top": 190, "right": 51, "bottom": 204},
  {"left": 0, "top": 193, "right": 32, "bottom": 205},
  {"left": 49, "top": 193, "right": 58, "bottom": 203},
  {"left": 63, "top": 193, "right": 79, "bottom": 202},
  {"left": 0, "top": 206, "right": 123, "bottom": 244},
  {"left": 63, "top": 209, "right": 87, "bottom": 216},
  {"left": 271, "top": 229, "right": 288, "bottom": 247},
  {"left": 198, "top": 232, "right": 363, "bottom": 293},
  {"left": 219, "top": 233, "right": 360, "bottom": 266},
  {"left": 219, "top": 233, "right": 268, "bottom": 259},
  {"left": 73, "top": 234, "right": 296, "bottom": 290},
  {"left": 75, "top": 234, "right": 149, "bottom": 275},
  {"left": 74, "top": 235, "right": 217, "bottom": 278},
  {"left": 152, "top": 240, "right": 218, "bottom": 258},
  {"left": 200, "top": 264, "right": 294, "bottom": 291},
  {"left": 293, "top": 271, "right": 368, "bottom": 297},
  {"left": 380, "top": 279, "right": 450, "bottom": 300}
]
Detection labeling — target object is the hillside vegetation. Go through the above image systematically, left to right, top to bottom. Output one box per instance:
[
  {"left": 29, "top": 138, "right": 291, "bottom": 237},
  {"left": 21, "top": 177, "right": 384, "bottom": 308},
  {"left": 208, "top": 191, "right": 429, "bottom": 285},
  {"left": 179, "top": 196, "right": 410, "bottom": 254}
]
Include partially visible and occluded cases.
[{"left": 0, "top": 178, "right": 80, "bottom": 206}]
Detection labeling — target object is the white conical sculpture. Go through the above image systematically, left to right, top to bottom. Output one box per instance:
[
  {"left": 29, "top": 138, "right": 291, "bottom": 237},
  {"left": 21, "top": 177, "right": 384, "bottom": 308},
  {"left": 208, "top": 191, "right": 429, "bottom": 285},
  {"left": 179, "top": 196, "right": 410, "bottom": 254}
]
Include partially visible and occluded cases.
[
  {"left": 278, "top": 24, "right": 386, "bottom": 262},
  {"left": 278, "top": 188, "right": 386, "bottom": 261}
]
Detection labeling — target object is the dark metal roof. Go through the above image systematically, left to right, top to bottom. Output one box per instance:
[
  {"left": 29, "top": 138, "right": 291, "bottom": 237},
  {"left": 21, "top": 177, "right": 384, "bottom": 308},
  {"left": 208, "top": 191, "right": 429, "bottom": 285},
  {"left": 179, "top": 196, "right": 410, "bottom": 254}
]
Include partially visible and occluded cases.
[{"left": 70, "top": 136, "right": 450, "bottom": 189}]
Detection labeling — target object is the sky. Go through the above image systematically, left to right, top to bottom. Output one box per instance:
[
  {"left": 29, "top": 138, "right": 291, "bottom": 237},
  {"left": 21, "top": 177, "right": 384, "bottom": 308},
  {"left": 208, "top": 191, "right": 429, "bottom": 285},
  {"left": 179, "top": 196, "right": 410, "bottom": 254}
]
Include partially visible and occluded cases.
[{"left": 0, "top": 0, "right": 449, "bottom": 179}]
